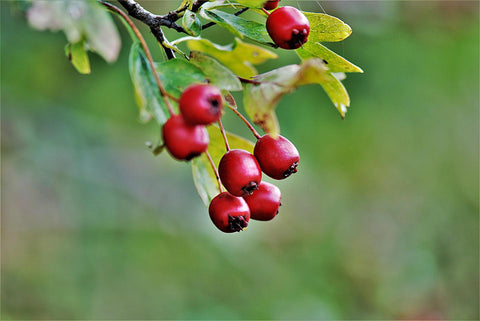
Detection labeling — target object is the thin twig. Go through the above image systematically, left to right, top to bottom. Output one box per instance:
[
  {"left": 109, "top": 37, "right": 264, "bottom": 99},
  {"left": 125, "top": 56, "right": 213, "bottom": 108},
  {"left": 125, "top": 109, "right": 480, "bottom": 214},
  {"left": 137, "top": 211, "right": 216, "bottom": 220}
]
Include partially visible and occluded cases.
[
  {"left": 101, "top": 1, "right": 175, "bottom": 115},
  {"left": 227, "top": 105, "right": 261, "bottom": 139},
  {"left": 218, "top": 119, "right": 230, "bottom": 152},
  {"left": 205, "top": 150, "right": 223, "bottom": 193}
]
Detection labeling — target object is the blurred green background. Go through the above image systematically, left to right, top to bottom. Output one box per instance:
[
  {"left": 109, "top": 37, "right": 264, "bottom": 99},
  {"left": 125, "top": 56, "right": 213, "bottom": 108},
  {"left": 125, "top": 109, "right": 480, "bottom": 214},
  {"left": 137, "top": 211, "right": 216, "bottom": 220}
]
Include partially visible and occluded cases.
[{"left": 2, "top": 1, "right": 478, "bottom": 320}]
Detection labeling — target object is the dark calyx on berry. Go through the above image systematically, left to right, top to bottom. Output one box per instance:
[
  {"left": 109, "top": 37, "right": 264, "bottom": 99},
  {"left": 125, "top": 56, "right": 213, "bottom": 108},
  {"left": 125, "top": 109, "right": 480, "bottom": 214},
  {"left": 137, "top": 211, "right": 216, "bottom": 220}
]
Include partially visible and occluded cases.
[
  {"left": 287, "top": 28, "right": 309, "bottom": 50},
  {"left": 179, "top": 83, "right": 224, "bottom": 126},
  {"left": 254, "top": 134, "right": 300, "bottom": 180},
  {"left": 218, "top": 149, "right": 262, "bottom": 196},
  {"left": 209, "top": 192, "right": 251, "bottom": 233}
]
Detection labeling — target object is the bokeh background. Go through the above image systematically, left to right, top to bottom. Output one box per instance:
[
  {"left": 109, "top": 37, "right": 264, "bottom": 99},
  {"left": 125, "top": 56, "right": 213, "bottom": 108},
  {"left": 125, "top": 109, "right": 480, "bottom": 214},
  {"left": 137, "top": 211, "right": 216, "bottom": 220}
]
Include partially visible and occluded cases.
[{"left": 2, "top": 1, "right": 479, "bottom": 320}]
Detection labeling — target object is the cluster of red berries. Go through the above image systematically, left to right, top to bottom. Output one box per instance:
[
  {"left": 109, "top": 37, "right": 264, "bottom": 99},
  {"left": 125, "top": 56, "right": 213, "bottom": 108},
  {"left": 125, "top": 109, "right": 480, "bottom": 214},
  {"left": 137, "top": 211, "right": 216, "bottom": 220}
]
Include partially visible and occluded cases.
[
  {"left": 263, "top": 2, "right": 310, "bottom": 50},
  {"left": 162, "top": 83, "right": 300, "bottom": 233}
]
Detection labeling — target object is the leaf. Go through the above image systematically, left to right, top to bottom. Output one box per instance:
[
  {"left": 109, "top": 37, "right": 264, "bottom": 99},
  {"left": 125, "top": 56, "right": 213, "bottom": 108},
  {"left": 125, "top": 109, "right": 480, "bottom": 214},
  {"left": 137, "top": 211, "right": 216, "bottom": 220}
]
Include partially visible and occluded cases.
[
  {"left": 27, "top": 0, "right": 121, "bottom": 63},
  {"left": 235, "top": 0, "right": 266, "bottom": 8},
  {"left": 200, "top": 8, "right": 271, "bottom": 45},
  {"left": 182, "top": 9, "right": 202, "bottom": 36},
  {"left": 303, "top": 12, "right": 352, "bottom": 43},
  {"left": 186, "top": 38, "right": 277, "bottom": 78},
  {"left": 65, "top": 40, "right": 91, "bottom": 74},
  {"left": 129, "top": 42, "right": 169, "bottom": 124},
  {"left": 297, "top": 42, "right": 363, "bottom": 73},
  {"left": 189, "top": 52, "right": 242, "bottom": 91},
  {"left": 244, "top": 58, "right": 328, "bottom": 135},
  {"left": 155, "top": 59, "right": 207, "bottom": 98},
  {"left": 318, "top": 73, "right": 350, "bottom": 118},
  {"left": 191, "top": 126, "right": 255, "bottom": 206}
]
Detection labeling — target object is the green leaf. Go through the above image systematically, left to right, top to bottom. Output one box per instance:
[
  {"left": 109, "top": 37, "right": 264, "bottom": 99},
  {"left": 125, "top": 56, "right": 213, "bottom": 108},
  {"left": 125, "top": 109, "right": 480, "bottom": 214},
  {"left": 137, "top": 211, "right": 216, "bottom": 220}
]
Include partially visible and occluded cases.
[
  {"left": 27, "top": 0, "right": 121, "bottom": 63},
  {"left": 235, "top": 0, "right": 266, "bottom": 8},
  {"left": 200, "top": 8, "right": 271, "bottom": 45},
  {"left": 182, "top": 9, "right": 202, "bottom": 37},
  {"left": 303, "top": 12, "right": 352, "bottom": 43},
  {"left": 186, "top": 38, "right": 277, "bottom": 78},
  {"left": 65, "top": 40, "right": 91, "bottom": 74},
  {"left": 129, "top": 42, "right": 169, "bottom": 124},
  {"left": 297, "top": 42, "right": 363, "bottom": 73},
  {"left": 189, "top": 52, "right": 242, "bottom": 91},
  {"left": 244, "top": 58, "right": 328, "bottom": 135},
  {"left": 155, "top": 59, "right": 207, "bottom": 98},
  {"left": 317, "top": 72, "right": 350, "bottom": 118},
  {"left": 191, "top": 126, "right": 255, "bottom": 206}
]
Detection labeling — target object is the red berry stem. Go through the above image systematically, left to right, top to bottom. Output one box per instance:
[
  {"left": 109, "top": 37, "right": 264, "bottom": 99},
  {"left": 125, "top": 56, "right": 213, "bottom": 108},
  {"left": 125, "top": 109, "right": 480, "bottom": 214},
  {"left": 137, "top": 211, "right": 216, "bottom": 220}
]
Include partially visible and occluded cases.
[
  {"left": 101, "top": 1, "right": 176, "bottom": 116},
  {"left": 261, "top": 8, "right": 271, "bottom": 16},
  {"left": 227, "top": 105, "right": 262, "bottom": 140},
  {"left": 218, "top": 118, "right": 230, "bottom": 152},
  {"left": 205, "top": 150, "right": 224, "bottom": 193}
]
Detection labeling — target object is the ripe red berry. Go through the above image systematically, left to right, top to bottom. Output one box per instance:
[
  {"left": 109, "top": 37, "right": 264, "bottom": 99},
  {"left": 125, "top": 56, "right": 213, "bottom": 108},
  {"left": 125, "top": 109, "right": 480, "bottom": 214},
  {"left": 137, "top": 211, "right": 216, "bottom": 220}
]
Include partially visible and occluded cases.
[
  {"left": 263, "top": 0, "right": 280, "bottom": 10},
  {"left": 266, "top": 6, "right": 310, "bottom": 50},
  {"left": 179, "top": 84, "right": 223, "bottom": 126},
  {"left": 162, "top": 114, "right": 209, "bottom": 161},
  {"left": 254, "top": 134, "right": 299, "bottom": 180},
  {"left": 218, "top": 149, "right": 262, "bottom": 196},
  {"left": 243, "top": 182, "right": 281, "bottom": 221},
  {"left": 209, "top": 192, "right": 250, "bottom": 233}
]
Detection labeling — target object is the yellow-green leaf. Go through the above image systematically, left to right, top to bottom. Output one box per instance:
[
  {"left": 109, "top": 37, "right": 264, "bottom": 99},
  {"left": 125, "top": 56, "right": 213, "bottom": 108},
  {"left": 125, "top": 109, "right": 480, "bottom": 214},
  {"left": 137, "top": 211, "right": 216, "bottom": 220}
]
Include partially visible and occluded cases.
[
  {"left": 235, "top": 0, "right": 267, "bottom": 8},
  {"left": 303, "top": 12, "right": 352, "bottom": 43},
  {"left": 186, "top": 38, "right": 277, "bottom": 78},
  {"left": 65, "top": 40, "right": 90, "bottom": 74},
  {"left": 297, "top": 41, "right": 363, "bottom": 73},
  {"left": 189, "top": 52, "right": 243, "bottom": 91},
  {"left": 244, "top": 58, "right": 328, "bottom": 135},
  {"left": 317, "top": 72, "right": 350, "bottom": 118},
  {"left": 191, "top": 126, "right": 255, "bottom": 206}
]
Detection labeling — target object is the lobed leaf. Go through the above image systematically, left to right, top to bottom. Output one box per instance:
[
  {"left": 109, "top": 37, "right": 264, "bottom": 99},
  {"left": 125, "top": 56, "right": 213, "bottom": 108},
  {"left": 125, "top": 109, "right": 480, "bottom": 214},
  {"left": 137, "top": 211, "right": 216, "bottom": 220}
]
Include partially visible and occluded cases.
[
  {"left": 27, "top": 0, "right": 121, "bottom": 63},
  {"left": 199, "top": 8, "right": 271, "bottom": 45},
  {"left": 182, "top": 9, "right": 202, "bottom": 37},
  {"left": 303, "top": 12, "right": 352, "bottom": 43},
  {"left": 186, "top": 38, "right": 277, "bottom": 78},
  {"left": 65, "top": 40, "right": 91, "bottom": 74},
  {"left": 129, "top": 42, "right": 168, "bottom": 123},
  {"left": 297, "top": 42, "right": 363, "bottom": 73},
  {"left": 189, "top": 52, "right": 243, "bottom": 91},
  {"left": 244, "top": 58, "right": 328, "bottom": 135},
  {"left": 191, "top": 126, "right": 255, "bottom": 206}
]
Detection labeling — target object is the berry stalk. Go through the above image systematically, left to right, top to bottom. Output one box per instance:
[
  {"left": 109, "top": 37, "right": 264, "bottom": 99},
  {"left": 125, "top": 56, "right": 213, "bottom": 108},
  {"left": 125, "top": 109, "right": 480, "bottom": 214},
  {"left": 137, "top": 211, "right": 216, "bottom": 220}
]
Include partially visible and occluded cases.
[
  {"left": 227, "top": 105, "right": 261, "bottom": 140},
  {"left": 218, "top": 119, "right": 230, "bottom": 152},
  {"left": 205, "top": 150, "right": 224, "bottom": 193}
]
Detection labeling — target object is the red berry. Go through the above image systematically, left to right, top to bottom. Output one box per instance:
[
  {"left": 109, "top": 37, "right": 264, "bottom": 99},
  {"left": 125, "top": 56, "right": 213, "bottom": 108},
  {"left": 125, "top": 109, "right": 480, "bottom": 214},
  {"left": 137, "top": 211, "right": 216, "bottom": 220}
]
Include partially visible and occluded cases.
[
  {"left": 263, "top": 0, "right": 280, "bottom": 10},
  {"left": 266, "top": 6, "right": 310, "bottom": 50},
  {"left": 179, "top": 84, "right": 223, "bottom": 126},
  {"left": 162, "top": 114, "right": 209, "bottom": 161},
  {"left": 254, "top": 134, "right": 299, "bottom": 180},
  {"left": 218, "top": 149, "right": 262, "bottom": 196},
  {"left": 243, "top": 182, "right": 281, "bottom": 221},
  {"left": 209, "top": 192, "right": 250, "bottom": 233}
]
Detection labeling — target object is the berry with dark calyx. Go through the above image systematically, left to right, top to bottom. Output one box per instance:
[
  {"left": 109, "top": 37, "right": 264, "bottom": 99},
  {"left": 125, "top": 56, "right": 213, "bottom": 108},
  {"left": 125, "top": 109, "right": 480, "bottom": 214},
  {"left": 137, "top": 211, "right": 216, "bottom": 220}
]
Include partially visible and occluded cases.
[
  {"left": 263, "top": 0, "right": 280, "bottom": 10},
  {"left": 266, "top": 6, "right": 310, "bottom": 50},
  {"left": 179, "top": 83, "right": 224, "bottom": 126},
  {"left": 162, "top": 114, "right": 209, "bottom": 161},
  {"left": 254, "top": 134, "right": 299, "bottom": 180},
  {"left": 219, "top": 149, "right": 262, "bottom": 196},
  {"left": 243, "top": 182, "right": 281, "bottom": 221},
  {"left": 209, "top": 192, "right": 250, "bottom": 233}
]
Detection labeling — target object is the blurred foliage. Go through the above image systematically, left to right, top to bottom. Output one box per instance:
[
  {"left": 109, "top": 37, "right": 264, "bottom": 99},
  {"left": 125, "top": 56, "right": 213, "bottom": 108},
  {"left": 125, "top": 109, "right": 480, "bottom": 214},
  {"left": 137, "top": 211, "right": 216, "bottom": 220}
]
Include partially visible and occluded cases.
[{"left": 1, "top": 0, "right": 478, "bottom": 320}]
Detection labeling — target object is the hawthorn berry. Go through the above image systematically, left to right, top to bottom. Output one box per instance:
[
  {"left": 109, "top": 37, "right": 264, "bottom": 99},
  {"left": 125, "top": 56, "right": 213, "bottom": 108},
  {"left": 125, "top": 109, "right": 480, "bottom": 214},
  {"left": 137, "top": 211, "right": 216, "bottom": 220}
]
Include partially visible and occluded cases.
[
  {"left": 263, "top": 0, "right": 280, "bottom": 10},
  {"left": 266, "top": 6, "right": 310, "bottom": 50},
  {"left": 179, "top": 83, "right": 223, "bottom": 126},
  {"left": 162, "top": 114, "right": 209, "bottom": 161},
  {"left": 254, "top": 134, "right": 299, "bottom": 180},
  {"left": 218, "top": 149, "right": 262, "bottom": 196},
  {"left": 243, "top": 181, "right": 281, "bottom": 221},
  {"left": 209, "top": 192, "right": 250, "bottom": 233}
]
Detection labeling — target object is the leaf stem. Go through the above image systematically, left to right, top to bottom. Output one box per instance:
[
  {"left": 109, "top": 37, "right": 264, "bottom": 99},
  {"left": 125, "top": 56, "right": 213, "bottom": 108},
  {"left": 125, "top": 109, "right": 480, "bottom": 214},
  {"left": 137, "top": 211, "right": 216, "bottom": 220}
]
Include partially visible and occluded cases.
[
  {"left": 100, "top": 1, "right": 176, "bottom": 116},
  {"left": 261, "top": 8, "right": 271, "bottom": 16},
  {"left": 227, "top": 105, "right": 262, "bottom": 140},
  {"left": 218, "top": 119, "right": 230, "bottom": 152},
  {"left": 205, "top": 150, "right": 223, "bottom": 193}
]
